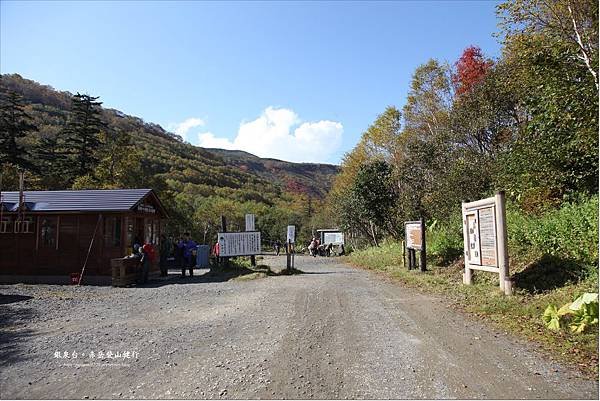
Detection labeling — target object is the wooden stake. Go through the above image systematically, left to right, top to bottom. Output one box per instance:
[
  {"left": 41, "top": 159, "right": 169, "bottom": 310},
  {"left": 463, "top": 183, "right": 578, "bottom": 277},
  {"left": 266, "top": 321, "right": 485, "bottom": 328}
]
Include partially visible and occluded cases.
[{"left": 78, "top": 214, "right": 102, "bottom": 285}]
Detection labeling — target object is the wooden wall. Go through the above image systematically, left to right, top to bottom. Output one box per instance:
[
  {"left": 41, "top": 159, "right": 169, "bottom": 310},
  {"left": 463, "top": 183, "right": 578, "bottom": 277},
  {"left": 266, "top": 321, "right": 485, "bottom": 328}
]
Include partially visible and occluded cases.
[{"left": 0, "top": 212, "right": 162, "bottom": 279}]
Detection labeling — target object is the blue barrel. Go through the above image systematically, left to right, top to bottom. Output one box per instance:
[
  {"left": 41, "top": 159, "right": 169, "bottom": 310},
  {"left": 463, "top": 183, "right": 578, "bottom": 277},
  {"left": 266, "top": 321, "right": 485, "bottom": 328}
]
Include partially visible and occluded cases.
[{"left": 196, "top": 245, "right": 210, "bottom": 268}]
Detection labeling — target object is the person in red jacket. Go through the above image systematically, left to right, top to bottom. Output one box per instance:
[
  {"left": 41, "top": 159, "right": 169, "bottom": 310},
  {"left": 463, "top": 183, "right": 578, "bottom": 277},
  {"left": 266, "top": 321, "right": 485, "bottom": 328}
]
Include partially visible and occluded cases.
[{"left": 140, "top": 243, "right": 155, "bottom": 283}]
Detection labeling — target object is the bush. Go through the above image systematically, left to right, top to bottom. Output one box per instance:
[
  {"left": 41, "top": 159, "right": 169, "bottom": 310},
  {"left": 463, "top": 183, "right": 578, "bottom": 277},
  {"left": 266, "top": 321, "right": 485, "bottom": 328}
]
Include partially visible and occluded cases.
[
  {"left": 507, "top": 195, "right": 599, "bottom": 269},
  {"left": 426, "top": 216, "right": 463, "bottom": 266}
]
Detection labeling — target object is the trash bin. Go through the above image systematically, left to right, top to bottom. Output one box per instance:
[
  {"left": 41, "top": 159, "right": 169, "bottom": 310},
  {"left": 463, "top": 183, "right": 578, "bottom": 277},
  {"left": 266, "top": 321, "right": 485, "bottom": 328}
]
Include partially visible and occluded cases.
[{"left": 196, "top": 245, "right": 210, "bottom": 268}]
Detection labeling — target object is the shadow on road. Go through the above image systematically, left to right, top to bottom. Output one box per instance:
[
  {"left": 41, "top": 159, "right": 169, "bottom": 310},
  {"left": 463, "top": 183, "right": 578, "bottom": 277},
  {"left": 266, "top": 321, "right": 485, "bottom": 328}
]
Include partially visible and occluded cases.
[{"left": 0, "top": 295, "right": 36, "bottom": 368}]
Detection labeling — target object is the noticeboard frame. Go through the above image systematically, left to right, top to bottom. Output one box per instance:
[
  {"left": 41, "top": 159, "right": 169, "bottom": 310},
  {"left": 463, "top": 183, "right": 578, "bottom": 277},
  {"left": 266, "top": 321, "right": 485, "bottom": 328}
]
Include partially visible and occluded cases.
[{"left": 461, "top": 191, "right": 510, "bottom": 294}]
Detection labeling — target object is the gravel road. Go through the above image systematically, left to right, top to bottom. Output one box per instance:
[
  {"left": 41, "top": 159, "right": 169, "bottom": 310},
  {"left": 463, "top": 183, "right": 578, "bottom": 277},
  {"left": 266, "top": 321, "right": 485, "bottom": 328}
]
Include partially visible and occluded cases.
[{"left": 1, "top": 255, "right": 597, "bottom": 399}]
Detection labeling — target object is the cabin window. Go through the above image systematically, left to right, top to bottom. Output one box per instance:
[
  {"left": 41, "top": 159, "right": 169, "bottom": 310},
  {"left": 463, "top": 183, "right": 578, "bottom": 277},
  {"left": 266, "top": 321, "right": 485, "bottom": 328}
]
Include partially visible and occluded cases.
[
  {"left": 1, "top": 216, "right": 12, "bottom": 233},
  {"left": 104, "top": 216, "right": 122, "bottom": 247},
  {"left": 14, "top": 217, "right": 35, "bottom": 234},
  {"left": 40, "top": 217, "right": 57, "bottom": 247}
]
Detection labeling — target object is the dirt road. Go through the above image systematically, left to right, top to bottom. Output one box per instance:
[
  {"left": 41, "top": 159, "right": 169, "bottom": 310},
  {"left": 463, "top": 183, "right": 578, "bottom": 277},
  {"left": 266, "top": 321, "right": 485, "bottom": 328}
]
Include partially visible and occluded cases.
[{"left": 1, "top": 255, "right": 597, "bottom": 399}]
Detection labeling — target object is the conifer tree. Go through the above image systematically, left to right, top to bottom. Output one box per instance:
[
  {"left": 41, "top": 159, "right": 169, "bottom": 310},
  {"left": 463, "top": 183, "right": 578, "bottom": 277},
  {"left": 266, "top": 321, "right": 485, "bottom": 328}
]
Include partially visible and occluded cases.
[
  {"left": 0, "top": 88, "right": 38, "bottom": 171},
  {"left": 63, "top": 93, "right": 105, "bottom": 177}
]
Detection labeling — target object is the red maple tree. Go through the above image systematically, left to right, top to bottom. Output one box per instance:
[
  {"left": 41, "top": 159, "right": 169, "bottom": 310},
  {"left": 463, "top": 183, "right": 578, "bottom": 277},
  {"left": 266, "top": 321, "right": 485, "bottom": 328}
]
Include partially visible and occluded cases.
[{"left": 453, "top": 46, "right": 493, "bottom": 96}]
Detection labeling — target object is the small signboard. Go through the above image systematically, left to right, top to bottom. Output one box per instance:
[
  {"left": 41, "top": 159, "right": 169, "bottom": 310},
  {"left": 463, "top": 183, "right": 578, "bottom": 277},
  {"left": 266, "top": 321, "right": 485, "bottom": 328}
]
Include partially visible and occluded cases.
[
  {"left": 462, "top": 192, "right": 510, "bottom": 294},
  {"left": 245, "top": 214, "right": 255, "bottom": 232},
  {"left": 404, "top": 219, "right": 426, "bottom": 271},
  {"left": 405, "top": 222, "right": 423, "bottom": 250},
  {"left": 287, "top": 225, "right": 295, "bottom": 243},
  {"left": 218, "top": 231, "right": 261, "bottom": 257}
]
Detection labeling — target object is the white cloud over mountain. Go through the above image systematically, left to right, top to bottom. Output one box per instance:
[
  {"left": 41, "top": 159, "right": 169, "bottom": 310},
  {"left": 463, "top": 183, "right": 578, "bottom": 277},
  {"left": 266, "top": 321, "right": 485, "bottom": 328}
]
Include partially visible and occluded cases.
[
  {"left": 174, "top": 107, "right": 343, "bottom": 163},
  {"left": 168, "top": 117, "right": 205, "bottom": 142}
]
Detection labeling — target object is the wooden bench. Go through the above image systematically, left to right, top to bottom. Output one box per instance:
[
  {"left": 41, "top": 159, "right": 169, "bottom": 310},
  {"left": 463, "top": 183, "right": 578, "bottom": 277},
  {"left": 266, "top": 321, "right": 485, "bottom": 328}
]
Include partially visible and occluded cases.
[{"left": 111, "top": 257, "right": 140, "bottom": 287}]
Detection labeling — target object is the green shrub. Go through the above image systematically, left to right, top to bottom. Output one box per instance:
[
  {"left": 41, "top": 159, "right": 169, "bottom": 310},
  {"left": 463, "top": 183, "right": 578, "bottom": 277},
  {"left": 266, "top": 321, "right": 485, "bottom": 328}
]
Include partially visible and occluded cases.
[
  {"left": 507, "top": 195, "right": 599, "bottom": 268},
  {"left": 426, "top": 216, "right": 463, "bottom": 266},
  {"left": 347, "top": 240, "right": 403, "bottom": 270}
]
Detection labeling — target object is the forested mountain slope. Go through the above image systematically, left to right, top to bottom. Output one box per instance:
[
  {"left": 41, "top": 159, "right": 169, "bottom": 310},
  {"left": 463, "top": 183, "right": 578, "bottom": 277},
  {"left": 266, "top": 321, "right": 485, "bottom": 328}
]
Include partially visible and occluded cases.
[
  {"left": 0, "top": 73, "right": 338, "bottom": 240},
  {"left": 0, "top": 73, "right": 338, "bottom": 199}
]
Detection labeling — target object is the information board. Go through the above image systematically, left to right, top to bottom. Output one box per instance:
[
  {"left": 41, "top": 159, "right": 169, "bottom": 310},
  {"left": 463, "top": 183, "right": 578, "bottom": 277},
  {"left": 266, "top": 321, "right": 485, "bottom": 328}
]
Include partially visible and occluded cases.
[
  {"left": 461, "top": 192, "right": 510, "bottom": 294},
  {"left": 478, "top": 207, "right": 497, "bottom": 266},
  {"left": 465, "top": 213, "right": 481, "bottom": 265},
  {"left": 245, "top": 214, "right": 255, "bottom": 232},
  {"left": 405, "top": 221, "right": 423, "bottom": 250},
  {"left": 287, "top": 225, "right": 295, "bottom": 243},
  {"left": 218, "top": 231, "right": 261, "bottom": 257},
  {"left": 323, "top": 232, "right": 344, "bottom": 245}
]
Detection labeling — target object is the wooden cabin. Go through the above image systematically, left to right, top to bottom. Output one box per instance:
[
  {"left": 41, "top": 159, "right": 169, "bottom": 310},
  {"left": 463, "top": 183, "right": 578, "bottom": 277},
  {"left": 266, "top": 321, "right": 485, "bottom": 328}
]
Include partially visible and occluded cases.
[{"left": 0, "top": 189, "right": 168, "bottom": 284}]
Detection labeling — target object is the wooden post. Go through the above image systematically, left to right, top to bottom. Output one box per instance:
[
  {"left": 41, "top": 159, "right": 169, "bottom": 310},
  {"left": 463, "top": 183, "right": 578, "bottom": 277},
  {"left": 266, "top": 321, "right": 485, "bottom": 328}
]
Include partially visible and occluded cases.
[
  {"left": 495, "top": 191, "right": 510, "bottom": 295},
  {"left": 461, "top": 201, "right": 473, "bottom": 285},
  {"left": 220, "top": 215, "right": 229, "bottom": 269},
  {"left": 419, "top": 217, "right": 426, "bottom": 272},
  {"left": 286, "top": 239, "right": 291, "bottom": 270}
]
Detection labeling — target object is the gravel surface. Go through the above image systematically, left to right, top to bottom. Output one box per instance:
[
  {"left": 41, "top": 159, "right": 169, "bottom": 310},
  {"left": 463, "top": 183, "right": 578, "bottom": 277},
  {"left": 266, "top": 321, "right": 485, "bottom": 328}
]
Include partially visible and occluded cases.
[{"left": 1, "top": 255, "right": 598, "bottom": 399}]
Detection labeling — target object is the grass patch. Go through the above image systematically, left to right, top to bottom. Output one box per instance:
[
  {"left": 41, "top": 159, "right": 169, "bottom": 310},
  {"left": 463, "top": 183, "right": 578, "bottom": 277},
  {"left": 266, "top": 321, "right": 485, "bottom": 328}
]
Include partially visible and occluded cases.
[
  {"left": 346, "top": 242, "right": 599, "bottom": 378},
  {"left": 223, "top": 258, "right": 305, "bottom": 281}
]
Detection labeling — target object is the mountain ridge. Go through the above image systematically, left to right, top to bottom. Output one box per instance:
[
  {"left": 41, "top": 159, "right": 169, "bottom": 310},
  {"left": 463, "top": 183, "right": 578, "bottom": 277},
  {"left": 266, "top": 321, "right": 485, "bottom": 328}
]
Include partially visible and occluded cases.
[{"left": 1, "top": 73, "right": 339, "bottom": 199}]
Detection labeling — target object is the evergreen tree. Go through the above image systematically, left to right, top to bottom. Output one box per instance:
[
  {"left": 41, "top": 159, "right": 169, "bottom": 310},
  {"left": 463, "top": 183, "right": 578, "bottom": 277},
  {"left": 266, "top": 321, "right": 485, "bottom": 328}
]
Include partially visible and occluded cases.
[
  {"left": 0, "top": 88, "right": 38, "bottom": 171},
  {"left": 63, "top": 93, "right": 105, "bottom": 177},
  {"left": 35, "top": 129, "right": 72, "bottom": 189}
]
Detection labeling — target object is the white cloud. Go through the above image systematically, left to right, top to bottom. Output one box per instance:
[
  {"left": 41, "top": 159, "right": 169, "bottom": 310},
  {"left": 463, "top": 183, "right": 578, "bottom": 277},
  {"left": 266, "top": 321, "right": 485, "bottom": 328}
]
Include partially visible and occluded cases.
[
  {"left": 196, "top": 107, "right": 343, "bottom": 163},
  {"left": 168, "top": 117, "right": 205, "bottom": 142}
]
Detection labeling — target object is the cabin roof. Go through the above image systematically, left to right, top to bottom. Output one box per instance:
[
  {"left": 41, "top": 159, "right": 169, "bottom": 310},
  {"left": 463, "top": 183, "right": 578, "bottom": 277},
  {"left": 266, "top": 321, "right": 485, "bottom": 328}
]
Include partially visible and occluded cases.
[{"left": 0, "top": 189, "right": 167, "bottom": 216}]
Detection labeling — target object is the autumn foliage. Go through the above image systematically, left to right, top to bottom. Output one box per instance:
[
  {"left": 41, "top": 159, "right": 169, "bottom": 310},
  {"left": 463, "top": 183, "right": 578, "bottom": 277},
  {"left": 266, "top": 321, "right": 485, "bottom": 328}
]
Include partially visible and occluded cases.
[{"left": 452, "top": 46, "right": 493, "bottom": 96}]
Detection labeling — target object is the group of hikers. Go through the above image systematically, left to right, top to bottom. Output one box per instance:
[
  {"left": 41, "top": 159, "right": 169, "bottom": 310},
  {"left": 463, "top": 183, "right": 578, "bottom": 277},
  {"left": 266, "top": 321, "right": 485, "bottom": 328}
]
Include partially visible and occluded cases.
[
  {"left": 129, "top": 232, "right": 198, "bottom": 284},
  {"left": 158, "top": 232, "right": 198, "bottom": 278},
  {"left": 271, "top": 237, "right": 344, "bottom": 257},
  {"left": 308, "top": 237, "right": 343, "bottom": 257}
]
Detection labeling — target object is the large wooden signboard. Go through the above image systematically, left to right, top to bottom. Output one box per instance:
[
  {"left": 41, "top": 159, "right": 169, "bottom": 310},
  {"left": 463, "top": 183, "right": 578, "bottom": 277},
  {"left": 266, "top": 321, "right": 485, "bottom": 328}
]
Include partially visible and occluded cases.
[
  {"left": 462, "top": 192, "right": 510, "bottom": 294},
  {"left": 405, "top": 222, "right": 423, "bottom": 250},
  {"left": 218, "top": 231, "right": 261, "bottom": 257}
]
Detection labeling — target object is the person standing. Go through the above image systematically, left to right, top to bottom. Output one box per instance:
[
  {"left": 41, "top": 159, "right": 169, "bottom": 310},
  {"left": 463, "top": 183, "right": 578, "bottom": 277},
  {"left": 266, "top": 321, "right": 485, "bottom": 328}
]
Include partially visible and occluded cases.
[
  {"left": 182, "top": 232, "right": 197, "bottom": 277},
  {"left": 159, "top": 234, "right": 171, "bottom": 277},
  {"left": 175, "top": 236, "right": 185, "bottom": 278},
  {"left": 308, "top": 238, "right": 317, "bottom": 257},
  {"left": 274, "top": 240, "right": 281, "bottom": 256},
  {"left": 138, "top": 244, "right": 151, "bottom": 284}
]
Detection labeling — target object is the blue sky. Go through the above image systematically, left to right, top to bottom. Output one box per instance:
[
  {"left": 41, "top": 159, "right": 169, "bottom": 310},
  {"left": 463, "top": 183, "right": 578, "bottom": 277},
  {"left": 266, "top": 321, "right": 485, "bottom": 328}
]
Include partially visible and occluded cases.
[{"left": 1, "top": 0, "right": 502, "bottom": 164}]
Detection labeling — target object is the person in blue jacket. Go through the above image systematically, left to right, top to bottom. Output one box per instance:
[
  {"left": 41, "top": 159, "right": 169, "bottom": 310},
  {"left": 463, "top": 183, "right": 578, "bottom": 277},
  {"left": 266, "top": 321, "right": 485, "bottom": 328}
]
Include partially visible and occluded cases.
[{"left": 180, "top": 232, "right": 197, "bottom": 278}]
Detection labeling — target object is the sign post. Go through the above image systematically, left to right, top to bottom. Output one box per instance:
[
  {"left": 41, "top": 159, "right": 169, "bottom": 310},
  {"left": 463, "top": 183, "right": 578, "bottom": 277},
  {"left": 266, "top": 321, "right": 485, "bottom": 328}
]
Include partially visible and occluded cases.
[
  {"left": 461, "top": 191, "right": 511, "bottom": 295},
  {"left": 245, "top": 214, "right": 256, "bottom": 266},
  {"left": 220, "top": 215, "right": 228, "bottom": 268},
  {"left": 404, "top": 219, "right": 426, "bottom": 271},
  {"left": 286, "top": 225, "right": 295, "bottom": 270}
]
